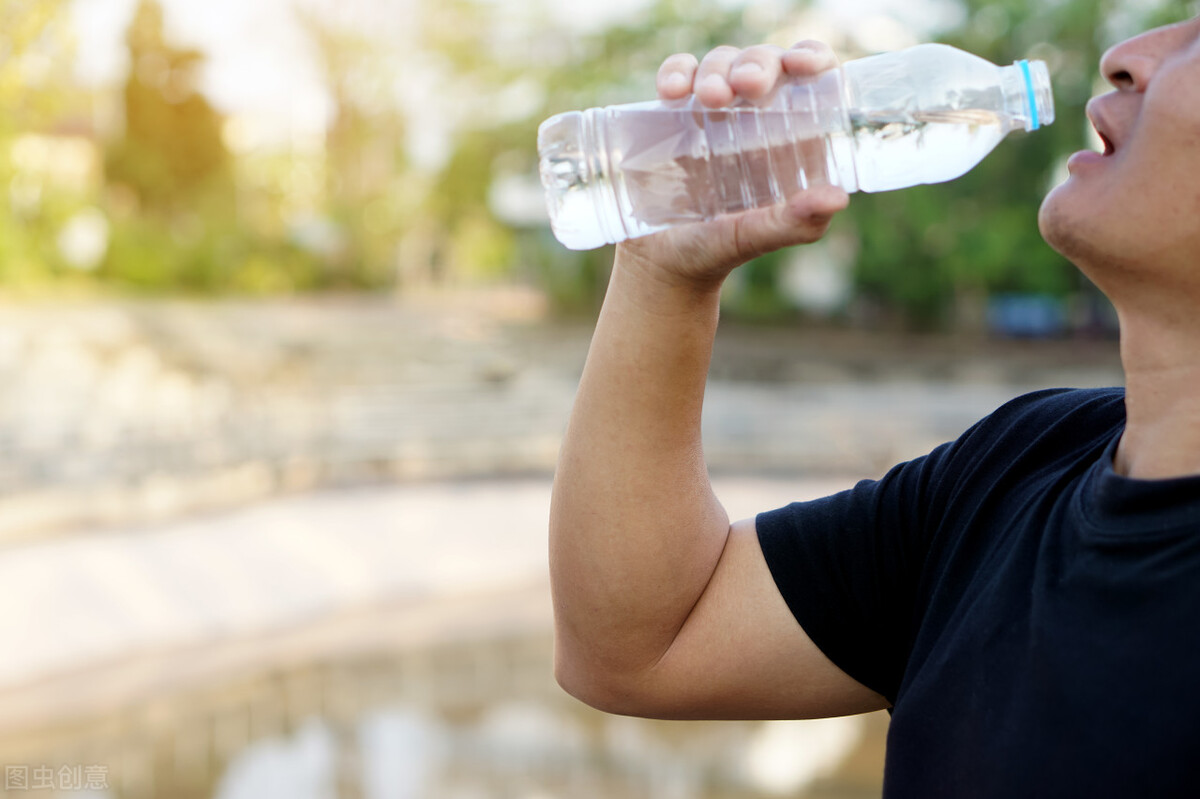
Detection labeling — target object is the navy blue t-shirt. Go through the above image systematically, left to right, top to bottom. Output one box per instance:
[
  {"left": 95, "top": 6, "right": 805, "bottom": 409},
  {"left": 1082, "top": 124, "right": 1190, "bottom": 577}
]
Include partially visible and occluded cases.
[{"left": 757, "top": 388, "right": 1200, "bottom": 797}]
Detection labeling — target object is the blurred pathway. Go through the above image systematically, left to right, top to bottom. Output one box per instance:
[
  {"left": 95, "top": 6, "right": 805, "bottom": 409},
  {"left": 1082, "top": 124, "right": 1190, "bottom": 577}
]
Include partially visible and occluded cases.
[
  {"left": 0, "top": 292, "right": 1123, "bottom": 542},
  {"left": 0, "top": 475, "right": 852, "bottom": 733}
]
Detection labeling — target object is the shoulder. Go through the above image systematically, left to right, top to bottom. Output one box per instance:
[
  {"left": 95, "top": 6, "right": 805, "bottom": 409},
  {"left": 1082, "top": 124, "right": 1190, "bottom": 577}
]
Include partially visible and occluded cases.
[
  {"left": 975, "top": 386, "right": 1124, "bottom": 425},
  {"left": 947, "top": 387, "right": 1125, "bottom": 464},
  {"left": 751, "top": 388, "right": 1125, "bottom": 703}
]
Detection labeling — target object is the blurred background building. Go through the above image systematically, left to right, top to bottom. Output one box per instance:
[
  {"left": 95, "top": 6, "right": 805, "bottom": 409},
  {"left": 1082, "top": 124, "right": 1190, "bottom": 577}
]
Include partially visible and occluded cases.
[{"left": 0, "top": 0, "right": 1176, "bottom": 795}]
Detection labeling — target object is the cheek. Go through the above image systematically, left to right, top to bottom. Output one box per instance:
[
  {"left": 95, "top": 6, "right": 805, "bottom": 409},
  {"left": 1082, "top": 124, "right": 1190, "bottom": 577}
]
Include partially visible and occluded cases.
[
  {"left": 1141, "top": 73, "right": 1200, "bottom": 156},
  {"left": 1120, "top": 130, "right": 1200, "bottom": 222}
]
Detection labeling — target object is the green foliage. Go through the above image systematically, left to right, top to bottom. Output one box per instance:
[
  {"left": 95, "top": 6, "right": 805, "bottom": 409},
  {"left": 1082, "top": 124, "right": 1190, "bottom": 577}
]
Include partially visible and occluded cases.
[
  {"left": 0, "top": 0, "right": 86, "bottom": 291},
  {"left": 0, "top": 0, "right": 74, "bottom": 136},
  {"left": 2, "top": 0, "right": 1196, "bottom": 311},
  {"left": 104, "top": 0, "right": 232, "bottom": 213},
  {"left": 412, "top": 0, "right": 754, "bottom": 296},
  {"left": 415, "top": 0, "right": 1194, "bottom": 323},
  {"left": 839, "top": 0, "right": 1076, "bottom": 326},
  {"left": 842, "top": 0, "right": 1196, "bottom": 327},
  {"left": 301, "top": 10, "right": 410, "bottom": 288},
  {"left": 99, "top": 214, "right": 323, "bottom": 294},
  {"left": 522, "top": 235, "right": 616, "bottom": 315},
  {"left": 721, "top": 249, "right": 799, "bottom": 321}
]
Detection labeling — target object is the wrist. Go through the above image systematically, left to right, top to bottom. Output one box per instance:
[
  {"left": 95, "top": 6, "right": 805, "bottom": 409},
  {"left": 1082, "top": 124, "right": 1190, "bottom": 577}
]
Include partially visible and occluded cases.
[{"left": 613, "top": 242, "right": 728, "bottom": 317}]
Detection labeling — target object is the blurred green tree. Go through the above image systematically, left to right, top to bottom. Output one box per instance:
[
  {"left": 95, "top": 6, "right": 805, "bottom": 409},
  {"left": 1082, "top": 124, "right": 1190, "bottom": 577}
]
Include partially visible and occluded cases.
[
  {"left": 0, "top": 0, "right": 87, "bottom": 288},
  {"left": 0, "top": 0, "right": 69, "bottom": 135},
  {"left": 4, "top": 0, "right": 1192, "bottom": 307},
  {"left": 99, "top": 0, "right": 237, "bottom": 290},
  {"left": 100, "top": 0, "right": 327, "bottom": 293},
  {"left": 104, "top": 0, "right": 231, "bottom": 213},
  {"left": 413, "top": 0, "right": 755, "bottom": 304},
  {"left": 414, "top": 0, "right": 1193, "bottom": 325},
  {"left": 843, "top": 0, "right": 1193, "bottom": 328},
  {"left": 301, "top": 10, "right": 411, "bottom": 288}
]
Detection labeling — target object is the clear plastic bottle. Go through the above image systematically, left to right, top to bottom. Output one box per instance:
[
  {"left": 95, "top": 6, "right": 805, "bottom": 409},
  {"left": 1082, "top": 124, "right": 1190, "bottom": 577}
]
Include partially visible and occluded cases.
[{"left": 538, "top": 44, "right": 1054, "bottom": 250}]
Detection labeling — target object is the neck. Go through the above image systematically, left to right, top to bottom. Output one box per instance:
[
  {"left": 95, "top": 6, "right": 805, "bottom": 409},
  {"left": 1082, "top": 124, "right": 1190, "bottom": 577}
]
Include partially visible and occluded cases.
[{"left": 1114, "top": 306, "right": 1200, "bottom": 480}]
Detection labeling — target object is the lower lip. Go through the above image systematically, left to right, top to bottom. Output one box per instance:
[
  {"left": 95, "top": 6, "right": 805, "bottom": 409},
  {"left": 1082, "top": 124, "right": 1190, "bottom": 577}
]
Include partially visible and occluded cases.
[{"left": 1066, "top": 150, "right": 1108, "bottom": 172}]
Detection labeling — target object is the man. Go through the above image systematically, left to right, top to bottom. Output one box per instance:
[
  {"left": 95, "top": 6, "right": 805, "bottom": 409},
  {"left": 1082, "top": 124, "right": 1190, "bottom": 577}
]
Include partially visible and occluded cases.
[{"left": 548, "top": 18, "right": 1200, "bottom": 798}]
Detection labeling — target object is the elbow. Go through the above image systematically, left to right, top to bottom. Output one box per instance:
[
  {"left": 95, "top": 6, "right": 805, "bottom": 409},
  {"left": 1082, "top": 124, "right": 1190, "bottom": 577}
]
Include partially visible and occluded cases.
[
  {"left": 553, "top": 637, "right": 618, "bottom": 711},
  {"left": 553, "top": 639, "right": 665, "bottom": 718}
]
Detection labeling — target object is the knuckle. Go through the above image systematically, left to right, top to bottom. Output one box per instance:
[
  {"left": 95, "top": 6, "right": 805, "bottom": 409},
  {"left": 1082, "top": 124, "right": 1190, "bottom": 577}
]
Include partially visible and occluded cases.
[
  {"left": 790, "top": 39, "right": 831, "bottom": 53},
  {"left": 783, "top": 43, "right": 840, "bottom": 75},
  {"left": 740, "top": 44, "right": 784, "bottom": 63},
  {"left": 701, "top": 45, "right": 742, "bottom": 64},
  {"left": 659, "top": 52, "right": 697, "bottom": 73},
  {"left": 730, "top": 214, "right": 763, "bottom": 262}
]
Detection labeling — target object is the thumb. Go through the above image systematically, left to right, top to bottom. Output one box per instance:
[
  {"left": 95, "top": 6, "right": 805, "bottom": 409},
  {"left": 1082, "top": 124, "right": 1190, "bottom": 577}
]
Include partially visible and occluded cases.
[{"left": 715, "top": 184, "right": 849, "bottom": 264}]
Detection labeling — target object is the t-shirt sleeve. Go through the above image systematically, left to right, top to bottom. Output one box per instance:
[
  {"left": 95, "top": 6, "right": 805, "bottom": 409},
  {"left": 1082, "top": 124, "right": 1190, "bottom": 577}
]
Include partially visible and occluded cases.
[
  {"left": 754, "top": 387, "right": 1126, "bottom": 704},
  {"left": 756, "top": 445, "right": 950, "bottom": 704}
]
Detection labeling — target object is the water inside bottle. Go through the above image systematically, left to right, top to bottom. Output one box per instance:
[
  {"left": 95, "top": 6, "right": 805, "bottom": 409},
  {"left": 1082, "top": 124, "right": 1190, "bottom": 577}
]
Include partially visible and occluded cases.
[
  {"left": 572, "top": 104, "right": 841, "bottom": 243},
  {"left": 547, "top": 105, "right": 1010, "bottom": 248},
  {"left": 847, "top": 108, "right": 1008, "bottom": 191}
]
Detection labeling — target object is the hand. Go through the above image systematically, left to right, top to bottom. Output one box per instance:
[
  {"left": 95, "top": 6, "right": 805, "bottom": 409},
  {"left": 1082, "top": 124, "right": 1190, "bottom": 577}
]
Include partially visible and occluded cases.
[{"left": 618, "top": 42, "right": 850, "bottom": 292}]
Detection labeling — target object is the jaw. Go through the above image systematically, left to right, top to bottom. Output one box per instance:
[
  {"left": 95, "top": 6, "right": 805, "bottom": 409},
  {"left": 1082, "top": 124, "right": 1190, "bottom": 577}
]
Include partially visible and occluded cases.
[
  {"left": 1039, "top": 167, "right": 1200, "bottom": 314},
  {"left": 1038, "top": 174, "right": 1120, "bottom": 277}
]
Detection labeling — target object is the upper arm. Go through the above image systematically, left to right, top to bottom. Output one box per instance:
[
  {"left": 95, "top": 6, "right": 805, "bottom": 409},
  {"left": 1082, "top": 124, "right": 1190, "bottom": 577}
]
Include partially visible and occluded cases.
[{"left": 565, "top": 516, "right": 890, "bottom": 720}]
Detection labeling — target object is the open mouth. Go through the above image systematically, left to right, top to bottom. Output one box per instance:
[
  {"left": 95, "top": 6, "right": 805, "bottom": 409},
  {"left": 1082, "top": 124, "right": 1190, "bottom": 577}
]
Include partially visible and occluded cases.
[{"left": 1085, "top": 98, "right": 1118, "bottom": 158}]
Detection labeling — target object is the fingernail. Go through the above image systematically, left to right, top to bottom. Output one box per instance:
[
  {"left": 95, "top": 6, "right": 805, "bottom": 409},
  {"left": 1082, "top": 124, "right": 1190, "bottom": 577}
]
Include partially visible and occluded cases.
[
  {"left": 664, "top": 72, "right": 689, "bottom": 92},
  {"left": 700, "top": 74, "right": 727, "bottom": 93}
]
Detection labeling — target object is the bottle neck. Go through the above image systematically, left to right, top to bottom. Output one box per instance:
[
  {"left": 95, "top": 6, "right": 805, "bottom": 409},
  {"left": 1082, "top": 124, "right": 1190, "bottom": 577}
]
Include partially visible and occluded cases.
[{"left": 999, "top": 59, "right": 1055, "bottom": 133}]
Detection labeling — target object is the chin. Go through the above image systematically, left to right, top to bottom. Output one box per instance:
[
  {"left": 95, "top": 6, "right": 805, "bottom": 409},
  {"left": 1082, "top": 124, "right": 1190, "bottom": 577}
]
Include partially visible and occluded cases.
[
  {"left": 1037, "top": 184, "right": 1084, "bottom": 260},
  {"left": 1038, "top": 187, "right": 1151, "bottom": 298},
  {"left": 1038, "top": 196, "right": 1116, "bottom": 293}
]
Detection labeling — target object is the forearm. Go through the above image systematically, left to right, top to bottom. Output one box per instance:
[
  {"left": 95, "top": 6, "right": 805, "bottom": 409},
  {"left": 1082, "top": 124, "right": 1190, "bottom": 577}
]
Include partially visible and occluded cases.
[{"left": 549, "top": 250, "right": 732, "bottom": 688}]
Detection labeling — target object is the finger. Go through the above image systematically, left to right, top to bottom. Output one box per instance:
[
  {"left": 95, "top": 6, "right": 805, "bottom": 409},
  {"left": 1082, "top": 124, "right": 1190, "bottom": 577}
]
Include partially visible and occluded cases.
[
  {"left": 781, "top": 40, "right": 840, "bottom": 78},
  {"left": 727, "top": 44, "right": 786, "bottom": 101},
  {"left": 694, "top": 45, "right": 743, "bottom": 107},
  {"left": 656, "top": 53, "right": 699, "bottom": 100},
  {"left": 718, "top": 184, "right": 850, "bottom": 263},
  {"left": 783, "top": 184, "right": 850, "bottom": 228}
]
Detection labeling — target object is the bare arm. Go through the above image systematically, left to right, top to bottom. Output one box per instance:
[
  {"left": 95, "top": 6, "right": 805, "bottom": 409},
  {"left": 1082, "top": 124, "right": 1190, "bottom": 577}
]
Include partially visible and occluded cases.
[{"left": 548, "top": 43, "right": 889, "bottom": 719}]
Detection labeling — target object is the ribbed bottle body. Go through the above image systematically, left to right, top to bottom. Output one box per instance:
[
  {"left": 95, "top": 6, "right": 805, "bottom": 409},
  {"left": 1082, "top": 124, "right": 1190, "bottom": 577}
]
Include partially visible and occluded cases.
[
  {"left": 537, "top": 44, "right": 1054, "bottom": 250},
  {"left": 539, "top": 70, "right": 851, "bottom": 250}
]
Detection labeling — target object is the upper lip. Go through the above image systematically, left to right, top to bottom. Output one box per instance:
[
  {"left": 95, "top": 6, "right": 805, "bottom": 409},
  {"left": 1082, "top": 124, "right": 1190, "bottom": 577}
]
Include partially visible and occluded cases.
[{"left": 1086, "top": 99, "right": 1119, "bottom": 156}]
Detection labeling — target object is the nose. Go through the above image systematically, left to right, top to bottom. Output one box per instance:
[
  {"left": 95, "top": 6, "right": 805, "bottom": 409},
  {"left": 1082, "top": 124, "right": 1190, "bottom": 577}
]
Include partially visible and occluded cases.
[{"left": 1099, "top": 20, "right": 1195, "bottom": 91}]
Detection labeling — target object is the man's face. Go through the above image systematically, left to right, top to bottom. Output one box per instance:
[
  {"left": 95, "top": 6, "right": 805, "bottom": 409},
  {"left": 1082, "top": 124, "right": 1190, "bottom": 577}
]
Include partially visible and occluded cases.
[{"left": 1039, "top": 17, "right": 1200, "bottom": 281}]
